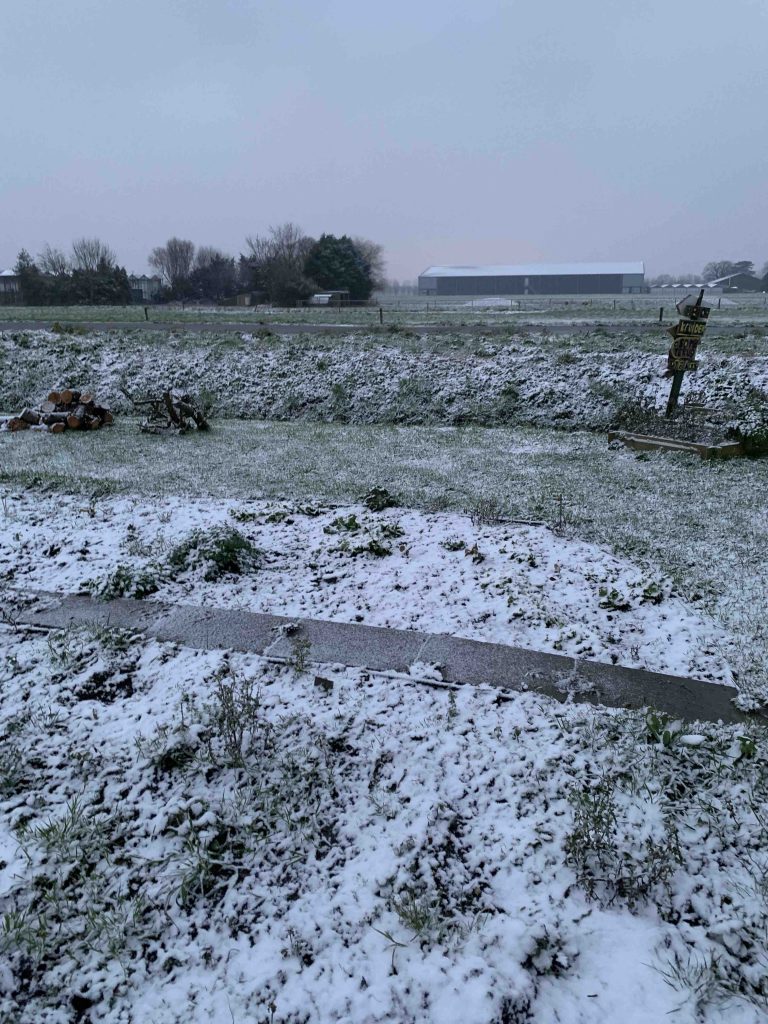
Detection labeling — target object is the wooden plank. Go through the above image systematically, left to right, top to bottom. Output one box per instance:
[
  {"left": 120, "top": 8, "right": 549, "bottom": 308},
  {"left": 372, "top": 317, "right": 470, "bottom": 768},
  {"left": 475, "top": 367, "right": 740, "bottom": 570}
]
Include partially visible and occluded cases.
[{"left": 608, "top": 431, "right": 744, "bottom": 460}]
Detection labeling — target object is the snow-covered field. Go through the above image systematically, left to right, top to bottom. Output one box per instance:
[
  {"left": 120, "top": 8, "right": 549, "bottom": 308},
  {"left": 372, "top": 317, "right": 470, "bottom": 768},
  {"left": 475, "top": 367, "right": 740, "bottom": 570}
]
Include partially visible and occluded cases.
[
  {"left": 1, "top": 318, "right": 767, "bottom": 1021},
  {"left": 0, "top": 493, "right": 733, "bottom": 684},
  {"left": 1, "top": 625, "right": 767, "bottom": 1023}
]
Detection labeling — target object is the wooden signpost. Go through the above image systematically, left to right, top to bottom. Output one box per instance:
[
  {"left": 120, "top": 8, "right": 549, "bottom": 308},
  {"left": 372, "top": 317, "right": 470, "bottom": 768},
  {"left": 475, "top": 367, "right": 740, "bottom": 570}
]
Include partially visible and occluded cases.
[{"left": 664, "top": 288, "right": 710, "bottom": 417}]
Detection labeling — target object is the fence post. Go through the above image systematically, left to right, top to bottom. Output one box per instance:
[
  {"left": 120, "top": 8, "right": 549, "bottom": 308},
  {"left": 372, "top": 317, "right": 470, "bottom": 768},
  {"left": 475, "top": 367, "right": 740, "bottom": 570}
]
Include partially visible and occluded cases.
[
  {"left": 379, "top": 306, "right": 383, "bottom": 324},
  {"left": 659, "top": 306, "right": 663, "bottom": 323}
]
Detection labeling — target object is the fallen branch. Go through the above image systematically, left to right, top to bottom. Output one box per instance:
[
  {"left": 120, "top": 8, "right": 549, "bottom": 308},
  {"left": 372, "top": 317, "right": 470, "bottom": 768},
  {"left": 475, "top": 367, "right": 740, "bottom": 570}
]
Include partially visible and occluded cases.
[{"left": 121, "top": 386, "right": 210, "bottom": 434}]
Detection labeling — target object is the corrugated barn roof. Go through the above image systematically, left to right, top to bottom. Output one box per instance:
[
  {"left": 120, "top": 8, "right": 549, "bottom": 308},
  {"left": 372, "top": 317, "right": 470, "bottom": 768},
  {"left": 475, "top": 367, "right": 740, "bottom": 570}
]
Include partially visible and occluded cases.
[{"left": 419, "top": 261, "right": 645, "bottom": 278}]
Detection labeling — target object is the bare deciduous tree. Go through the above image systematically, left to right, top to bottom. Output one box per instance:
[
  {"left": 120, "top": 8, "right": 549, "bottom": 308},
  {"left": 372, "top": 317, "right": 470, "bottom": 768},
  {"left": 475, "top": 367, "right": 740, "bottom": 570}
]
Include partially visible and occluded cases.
[
  {"left": 243, "top": 223, "right": 315, "bottom": 304},
  {"left": 245, "top": 223, "right": 313, "bottom": 268},
  {"left": 71, "top": 237, "right": 116, "bottom": 272},
  {"left": 352, "top": 237, "right": 386, "bottom": 291},
  {"left": 149, "top": 238, "right": 196, "bottom": 291},
  {"left": 38, "top": 244, "right": 70, "bottom": 276},
  {"left": 194, "top": 246, "right": 227, "bottom": 271}
]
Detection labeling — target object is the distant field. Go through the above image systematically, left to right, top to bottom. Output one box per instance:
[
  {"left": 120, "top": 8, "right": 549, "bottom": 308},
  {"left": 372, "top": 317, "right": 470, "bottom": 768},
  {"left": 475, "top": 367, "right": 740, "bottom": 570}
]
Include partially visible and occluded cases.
[{"left": 2, "top": 290, "right": 768, "bottom": 327}]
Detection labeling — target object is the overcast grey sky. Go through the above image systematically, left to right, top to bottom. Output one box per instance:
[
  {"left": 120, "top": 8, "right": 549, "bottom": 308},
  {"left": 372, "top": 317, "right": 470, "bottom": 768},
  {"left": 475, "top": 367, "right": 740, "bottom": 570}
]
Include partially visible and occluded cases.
[{"left": 2, "top": 0, "right": 767, "bottom": 280}]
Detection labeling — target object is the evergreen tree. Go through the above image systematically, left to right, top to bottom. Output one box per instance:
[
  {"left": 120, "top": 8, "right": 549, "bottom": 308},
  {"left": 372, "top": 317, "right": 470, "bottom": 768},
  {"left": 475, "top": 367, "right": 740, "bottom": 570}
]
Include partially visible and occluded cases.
[
  {"left": 303, "top": 234, "right": 374, "bottom": 300},
  {"left": 14, "top": 250, "right": 50, "bottom": 304},
  {"left": 190, "top": 251, "right": 238, "bottom": 301}
]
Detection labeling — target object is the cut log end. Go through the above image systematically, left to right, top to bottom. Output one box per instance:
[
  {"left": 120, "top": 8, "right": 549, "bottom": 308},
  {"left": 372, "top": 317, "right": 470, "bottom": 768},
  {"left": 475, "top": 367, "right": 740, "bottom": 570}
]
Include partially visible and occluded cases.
[{"left": 5, "top": 389, "right": 113, "bottom": 436}]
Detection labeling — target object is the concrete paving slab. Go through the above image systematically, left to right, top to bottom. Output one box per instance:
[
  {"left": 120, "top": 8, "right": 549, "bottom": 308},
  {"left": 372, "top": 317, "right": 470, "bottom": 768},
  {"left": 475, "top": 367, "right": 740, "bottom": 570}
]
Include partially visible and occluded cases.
[
  {"left": 16, "top": 591, "right": 759, "bottom": 726},
  {"left": 24, "top": 592, "right": 161, "bottom": 633},
  {"left": 150, "top": 605, "right": 283, "bottom": 654},
  {"left": 265, "top": 618, "right": 432, "bottom": 673},
  {"left": 419, "top": 634, "right": 748, "bottom": 723}
]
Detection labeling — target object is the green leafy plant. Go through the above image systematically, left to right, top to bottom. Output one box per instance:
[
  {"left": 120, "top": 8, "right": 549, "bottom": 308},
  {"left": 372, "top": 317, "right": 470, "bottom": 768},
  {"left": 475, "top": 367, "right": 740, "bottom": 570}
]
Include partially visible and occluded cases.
[
  {"left": 360, "top": 487, "right": 398, "bottom": 511},
  {"left": 323, "top": 514, "right": 361, "bottom": 534},
  {"left": 168, "top": 526, "right": 260, "bottom": 581},
  {"left": 441, "top": 537, "right": 465, "bottom": 552},
  {"left": 86, "top": 563, "right": 161, "bottom": 600},
  {"left": 598, "top": 586, "right": 631, "bottom": 612},
  {"left": 288, "top": 635, "right": 311, "bottom": 672},
  {"left": 206, "top": 667, "right": 268, "bottom": 768},
  {"left": 645, "top": 711, "right": 684, "bottom": 749},
  {"left": 565, "top": 776, "right": 683, "bottom": 909},
  {"left": 391, "top": 888, "right": 441, "bottom": 939}
]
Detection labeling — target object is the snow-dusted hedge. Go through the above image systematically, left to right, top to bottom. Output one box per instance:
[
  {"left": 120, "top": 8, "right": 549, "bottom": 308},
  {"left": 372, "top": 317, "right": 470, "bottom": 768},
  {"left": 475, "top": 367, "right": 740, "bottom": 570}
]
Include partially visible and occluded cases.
[{"left": 1, "top": 330, "right": 766, "bottom": 433}]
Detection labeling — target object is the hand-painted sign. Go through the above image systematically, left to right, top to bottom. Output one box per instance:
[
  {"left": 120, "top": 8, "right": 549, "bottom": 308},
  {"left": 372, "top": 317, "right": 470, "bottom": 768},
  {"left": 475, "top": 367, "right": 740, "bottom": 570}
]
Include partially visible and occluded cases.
[
  {"left": 665, "top": 289, "right": 710, "bottom": 416},
  {"left": 676, "top": 297, "right": 711, "bottom": 321},
  {"left": 667, "top": 319, "right": 707, "bottom": 339},
  {"left": 666, "top": 324, "right": 703, "bottom": 372},
  {"left": 669, "top": 335, "right": 700, "bottom": 368}
]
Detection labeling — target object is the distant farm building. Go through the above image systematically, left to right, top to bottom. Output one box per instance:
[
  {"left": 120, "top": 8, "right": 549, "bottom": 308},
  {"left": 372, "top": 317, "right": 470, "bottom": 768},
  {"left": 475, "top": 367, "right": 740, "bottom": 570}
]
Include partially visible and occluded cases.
[
  {"left": 418, "top": 261, "right": 646, "bottom": 296},
  {"left": 0, "top": 269, "right": 21, "bottom": 303},
  {"left": 707, "top": 272, "right": 765, "bottom": 292},
  {"left": 129, "top": 274, "right": 163, "bottom": 303}
]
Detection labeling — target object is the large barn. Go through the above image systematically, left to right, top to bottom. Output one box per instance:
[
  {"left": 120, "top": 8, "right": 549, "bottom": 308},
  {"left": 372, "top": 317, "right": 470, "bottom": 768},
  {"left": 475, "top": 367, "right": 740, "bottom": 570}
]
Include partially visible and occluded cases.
[{"left": 418, "top": 261, "right": 646, "bottom": 296}]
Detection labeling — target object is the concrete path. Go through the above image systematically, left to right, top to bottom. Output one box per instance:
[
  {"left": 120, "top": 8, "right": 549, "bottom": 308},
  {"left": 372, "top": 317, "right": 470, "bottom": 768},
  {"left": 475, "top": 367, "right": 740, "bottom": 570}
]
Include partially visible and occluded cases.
[{"left": 17, "top": 592, "right": 761, "bottom": 726}]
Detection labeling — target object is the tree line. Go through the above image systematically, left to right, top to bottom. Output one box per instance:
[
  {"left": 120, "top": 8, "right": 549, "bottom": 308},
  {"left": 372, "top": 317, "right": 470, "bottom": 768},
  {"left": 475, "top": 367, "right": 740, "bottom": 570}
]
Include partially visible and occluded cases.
[
  {"left": 10, "top": 225, "right": 385, "bottom": 306},
  {"left": 13, "top": 240, "right": 132, "bottom": 305}
]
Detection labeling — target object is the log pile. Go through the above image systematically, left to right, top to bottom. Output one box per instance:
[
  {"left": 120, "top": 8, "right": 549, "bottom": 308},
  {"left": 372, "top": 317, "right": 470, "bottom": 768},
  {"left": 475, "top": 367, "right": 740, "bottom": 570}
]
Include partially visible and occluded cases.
[
  {"left": 121, "top": 388, "right": 210, "bottom": 434},
  {"left": 0, "top": 390, "right": 114, "bottom": 434}
]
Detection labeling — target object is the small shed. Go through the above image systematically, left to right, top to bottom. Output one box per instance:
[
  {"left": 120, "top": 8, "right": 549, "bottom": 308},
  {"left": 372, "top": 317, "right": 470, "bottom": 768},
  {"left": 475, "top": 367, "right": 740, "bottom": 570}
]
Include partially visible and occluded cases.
[{"left": 309, "top": 290, "right": 350, "bottom": 306}]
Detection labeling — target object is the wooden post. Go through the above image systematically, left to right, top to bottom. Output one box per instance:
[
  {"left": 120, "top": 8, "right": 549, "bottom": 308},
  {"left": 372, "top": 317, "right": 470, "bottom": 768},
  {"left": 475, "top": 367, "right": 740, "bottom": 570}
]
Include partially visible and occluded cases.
[
  {"left": 666, "top": 288, "right": 704, "bottom": 418},
  {"left": 379, "top": 306, "right": 383, "bottom": 324},
  {"left": 659, "top": 306, "right": 663, "bottom": 323},
  {"left": 665, "top": 371, "right": 684, "bottom": 418}
]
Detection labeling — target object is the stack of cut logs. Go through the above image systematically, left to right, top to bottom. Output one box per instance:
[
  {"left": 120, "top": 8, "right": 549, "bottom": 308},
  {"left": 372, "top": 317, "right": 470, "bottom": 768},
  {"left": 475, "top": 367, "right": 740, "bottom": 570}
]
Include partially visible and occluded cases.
[{"left": 1, "top": 389, "right": 114, "bottom": 433}]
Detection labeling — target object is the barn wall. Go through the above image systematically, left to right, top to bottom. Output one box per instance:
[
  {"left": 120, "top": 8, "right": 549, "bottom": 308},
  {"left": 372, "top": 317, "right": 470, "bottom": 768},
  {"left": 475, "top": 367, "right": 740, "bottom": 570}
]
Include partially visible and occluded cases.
[{"left": 427, "top": 274, "right": 626, "bottom": 296}]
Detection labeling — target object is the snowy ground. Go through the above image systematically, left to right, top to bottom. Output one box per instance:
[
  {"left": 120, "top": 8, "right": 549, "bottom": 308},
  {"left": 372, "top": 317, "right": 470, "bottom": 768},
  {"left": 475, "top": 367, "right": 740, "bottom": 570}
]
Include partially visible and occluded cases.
[
  {"left": 1, "top": 318, "right": 767, "bottom": 1021},
  {"left": 1, "top": 328, "right": 767, "bottom": 435},
  {"left": 2, "top": 421, "right": 767, "bottom": 704},
  {"left": 0, "top": 492, "right": 734, "bottom": 685},
  {"left": 1, "top": 624, "right": 767, "bottom": 1023}
]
